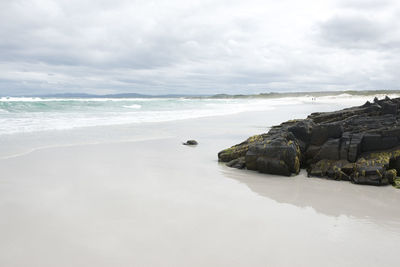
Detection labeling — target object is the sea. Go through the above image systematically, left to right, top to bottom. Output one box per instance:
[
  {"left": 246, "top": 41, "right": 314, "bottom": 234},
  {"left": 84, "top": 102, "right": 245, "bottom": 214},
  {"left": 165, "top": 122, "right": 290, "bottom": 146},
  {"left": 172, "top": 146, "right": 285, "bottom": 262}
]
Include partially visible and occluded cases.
[{"left": 0, "top": 93, "right": 397, "bottom": 136}]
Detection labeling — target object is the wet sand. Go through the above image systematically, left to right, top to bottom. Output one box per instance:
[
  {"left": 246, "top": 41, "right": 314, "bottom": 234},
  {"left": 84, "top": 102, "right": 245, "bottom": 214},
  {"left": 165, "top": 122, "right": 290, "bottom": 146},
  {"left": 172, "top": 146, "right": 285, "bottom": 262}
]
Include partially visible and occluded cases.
[{"left": 1, "top": 102, "right": 400, "bottom": 266}]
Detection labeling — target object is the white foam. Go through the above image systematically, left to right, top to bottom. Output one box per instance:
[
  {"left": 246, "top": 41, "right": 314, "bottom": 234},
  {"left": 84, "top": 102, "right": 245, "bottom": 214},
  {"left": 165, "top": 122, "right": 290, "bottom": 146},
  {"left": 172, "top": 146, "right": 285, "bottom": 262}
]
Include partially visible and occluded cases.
[
  {"left": 0, "top": 97, "right": 169, "bottom": 102},
  {"left": 123, "top": 104, "right": 142, "bottom": 109}
]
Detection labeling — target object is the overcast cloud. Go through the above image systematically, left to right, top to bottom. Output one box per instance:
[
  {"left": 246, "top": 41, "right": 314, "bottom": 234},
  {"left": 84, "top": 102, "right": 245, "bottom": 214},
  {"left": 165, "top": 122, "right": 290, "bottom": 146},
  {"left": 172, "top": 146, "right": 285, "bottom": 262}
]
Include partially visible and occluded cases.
[{"left": 0, "top": 0, "right": 399, "bottom": 95}]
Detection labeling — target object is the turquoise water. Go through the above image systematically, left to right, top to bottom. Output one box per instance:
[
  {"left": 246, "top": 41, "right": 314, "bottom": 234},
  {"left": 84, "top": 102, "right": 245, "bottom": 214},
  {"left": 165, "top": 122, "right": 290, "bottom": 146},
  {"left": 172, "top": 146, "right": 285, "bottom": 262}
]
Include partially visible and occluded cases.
[
  {"left": 0, "top": 94, "right": 397, "bottom": 135},
  {"left": 0, "top": 97, "right": 277, "bottom": 135}
]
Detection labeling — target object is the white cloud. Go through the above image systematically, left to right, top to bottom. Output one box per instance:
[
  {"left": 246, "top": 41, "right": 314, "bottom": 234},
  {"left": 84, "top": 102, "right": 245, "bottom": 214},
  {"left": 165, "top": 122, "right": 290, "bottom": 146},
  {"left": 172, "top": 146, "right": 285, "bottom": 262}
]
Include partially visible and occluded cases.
[{"left": 0, "top": 0, "right": 399, "bottom": 95}]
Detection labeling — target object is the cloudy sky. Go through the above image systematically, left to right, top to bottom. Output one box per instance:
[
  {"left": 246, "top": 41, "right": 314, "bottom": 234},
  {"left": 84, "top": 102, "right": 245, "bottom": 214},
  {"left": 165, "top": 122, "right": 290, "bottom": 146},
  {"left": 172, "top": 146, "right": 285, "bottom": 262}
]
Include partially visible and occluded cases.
[{"left": 0, "top": 0, "right": 399, "bottom": 95}]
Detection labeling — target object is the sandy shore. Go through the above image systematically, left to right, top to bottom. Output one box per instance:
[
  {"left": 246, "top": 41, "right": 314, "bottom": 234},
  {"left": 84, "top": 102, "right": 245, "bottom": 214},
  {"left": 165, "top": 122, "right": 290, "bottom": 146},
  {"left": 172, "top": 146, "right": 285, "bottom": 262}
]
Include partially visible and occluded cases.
[{"left": 1, "top": 102, "right": 400, "bottom": 266}]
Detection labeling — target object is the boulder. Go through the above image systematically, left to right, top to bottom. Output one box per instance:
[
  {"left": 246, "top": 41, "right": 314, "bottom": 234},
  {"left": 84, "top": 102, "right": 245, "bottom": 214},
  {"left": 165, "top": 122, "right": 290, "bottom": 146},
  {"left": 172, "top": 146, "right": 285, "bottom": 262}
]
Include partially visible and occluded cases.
[
  {"left": 245, "top": 137, "right": 300, "bottom": 176},
  {"left": 183, "top": 140, "right": 198, "bottom": 145},
  {"left": 352, "top": 158, "right": 388, "bottom": 185}
]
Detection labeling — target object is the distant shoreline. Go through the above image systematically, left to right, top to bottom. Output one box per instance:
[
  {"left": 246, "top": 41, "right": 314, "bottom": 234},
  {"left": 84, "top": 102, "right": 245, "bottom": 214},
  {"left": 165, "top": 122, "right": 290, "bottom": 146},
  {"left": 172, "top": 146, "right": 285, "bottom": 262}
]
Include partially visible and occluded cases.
[
  {"left": 3, "top": 89, "right": 400, "bottom": 99},
  {"left": 205, "top": 90, "right": 400, "bottom": 99}
]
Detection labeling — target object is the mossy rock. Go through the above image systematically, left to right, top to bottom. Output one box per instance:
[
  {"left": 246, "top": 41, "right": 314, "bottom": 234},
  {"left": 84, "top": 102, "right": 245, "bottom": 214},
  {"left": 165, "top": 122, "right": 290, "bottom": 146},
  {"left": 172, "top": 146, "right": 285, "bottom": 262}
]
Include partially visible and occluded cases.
[
  {"left": 218, "top": 134, "right": 267, "bottom": 162},
  {"left": 308, "top": 159, "right": 351, "bottom": 180},
  {"left": 385, "top": 169, "right": 397, "bottom": 184},
  {"left": 393, "top": 177, "right": 400, "bottom": 189}
]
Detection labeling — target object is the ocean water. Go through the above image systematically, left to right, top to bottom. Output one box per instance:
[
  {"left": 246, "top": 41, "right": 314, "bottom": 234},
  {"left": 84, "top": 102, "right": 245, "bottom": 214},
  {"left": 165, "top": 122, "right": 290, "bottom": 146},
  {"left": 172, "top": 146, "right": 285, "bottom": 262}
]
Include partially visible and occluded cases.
[{"left": 0, "top": 93, "right": 398, "bottom": 135}]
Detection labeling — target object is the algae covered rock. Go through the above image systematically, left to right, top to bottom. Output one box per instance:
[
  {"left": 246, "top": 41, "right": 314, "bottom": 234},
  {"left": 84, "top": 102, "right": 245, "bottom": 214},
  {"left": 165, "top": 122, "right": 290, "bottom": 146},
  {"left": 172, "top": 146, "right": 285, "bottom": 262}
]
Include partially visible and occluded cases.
[
  {"left": 218, "top": 96, "right": 400, "bottom": 188},
  {"left": 218, "top": 134, "right": 266, "bottom": 162},
  {"left": 245, "top": 138, "right": 300, "bottom": 176},
  {"left": 308, "top": 159, "right": 351, "bottom": 181}
]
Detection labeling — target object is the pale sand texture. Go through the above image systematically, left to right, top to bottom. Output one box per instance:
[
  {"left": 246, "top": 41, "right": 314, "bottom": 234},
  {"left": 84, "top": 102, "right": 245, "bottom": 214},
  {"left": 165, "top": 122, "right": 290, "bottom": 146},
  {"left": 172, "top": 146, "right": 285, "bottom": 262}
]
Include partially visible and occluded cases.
[{"left": 0, "top": 101, "right": 400, "bottom": 266}]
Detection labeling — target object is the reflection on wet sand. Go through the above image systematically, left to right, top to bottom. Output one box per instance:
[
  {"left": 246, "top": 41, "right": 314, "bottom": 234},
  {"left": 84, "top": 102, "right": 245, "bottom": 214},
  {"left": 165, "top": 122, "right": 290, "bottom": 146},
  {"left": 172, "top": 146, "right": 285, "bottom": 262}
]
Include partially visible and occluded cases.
[{"left": 221, "top": 165, "right": 400, "bottom": 230}]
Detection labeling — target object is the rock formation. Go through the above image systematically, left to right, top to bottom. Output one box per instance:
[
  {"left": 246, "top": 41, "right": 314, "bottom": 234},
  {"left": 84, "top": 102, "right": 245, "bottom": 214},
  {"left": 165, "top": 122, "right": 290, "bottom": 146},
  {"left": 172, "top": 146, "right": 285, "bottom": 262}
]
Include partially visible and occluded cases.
[{"left": 218, "top": 96, "right": 400, "bottom": 188}]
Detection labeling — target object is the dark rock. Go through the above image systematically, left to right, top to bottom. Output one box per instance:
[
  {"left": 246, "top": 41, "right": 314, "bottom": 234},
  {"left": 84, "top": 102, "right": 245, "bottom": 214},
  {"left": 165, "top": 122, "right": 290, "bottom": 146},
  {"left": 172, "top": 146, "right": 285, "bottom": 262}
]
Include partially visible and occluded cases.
[
  {"left": 218, "top": 96, "right": 400, "bottom": 188},
  {"left": 362, "top": 101, "right": 371, "bottom": 107},
  {"left": 382, "top": 101, "right": 397, "bottom": 115},
  {"left": 288, "top": 119, "right": 314, "bottom": 143},
  {"left": 310, "top": 123, "right": 343, "bottom": 146},
  {"left": 382, "top": 127, "right": 400, "bottom": 138},
  {"left": 339, "top": 132, "right": 351, "bottom": 160},
  {"left": 218, "top": 134, "right": 266, "bottom": 162},
  {"left": 348, "top": 134, "right": 363, "bottom": 162},
  {"left": 361, "top": 134, "right": 381, "bottom": 151},
  {"left": 362, "top": 134, "right": 398, "bottom": 152},
  {"left": 246, "top": 137, "right": 300, "bottom": 176},
  {"left": 313, "top": 138, "right": 340, "bottom": 161},
  {"left": 183, "top": 140, "right": 198, "bottom": 145},
  {"left": 305, "top": 145, "right": 321, "bottom": 161},
  {"left": 226, "top": 157, "right": 246, "bottom": 169},
  {"left": 256, "top": 157, "right": 292, "bottom": 176},
  {"left": 389, "top": 157, "right": 400, "bottom": 173},
  {"left": 352, "top": 158, "right": 387, "bottom": 185},
  {"left": 308, "top": 159, "right": 351, "bottom": 181},
  {"left": 341, "top": 162, "right": 355, "bottom": 175},
  {"left": 386, "top": 169, "right": 397, "bottom": 184}
]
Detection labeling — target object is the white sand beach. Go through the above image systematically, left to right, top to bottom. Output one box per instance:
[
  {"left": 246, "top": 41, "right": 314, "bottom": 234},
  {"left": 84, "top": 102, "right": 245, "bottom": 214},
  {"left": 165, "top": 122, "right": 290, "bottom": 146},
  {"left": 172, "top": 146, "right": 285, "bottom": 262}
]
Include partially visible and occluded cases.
[
  {"left": 3, "top": 0, "right": 400, "bottom": 265},
  {"left": 1, "top": 99, "right": 400, "bottom": 267}
]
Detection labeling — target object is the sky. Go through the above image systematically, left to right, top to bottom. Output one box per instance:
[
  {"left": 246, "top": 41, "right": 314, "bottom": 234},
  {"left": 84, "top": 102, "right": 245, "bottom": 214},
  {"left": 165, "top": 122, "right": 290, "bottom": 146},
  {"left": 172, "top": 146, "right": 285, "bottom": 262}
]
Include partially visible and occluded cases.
[{"left": 0, "top": 0, "right": 399, "bottom": 96}]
